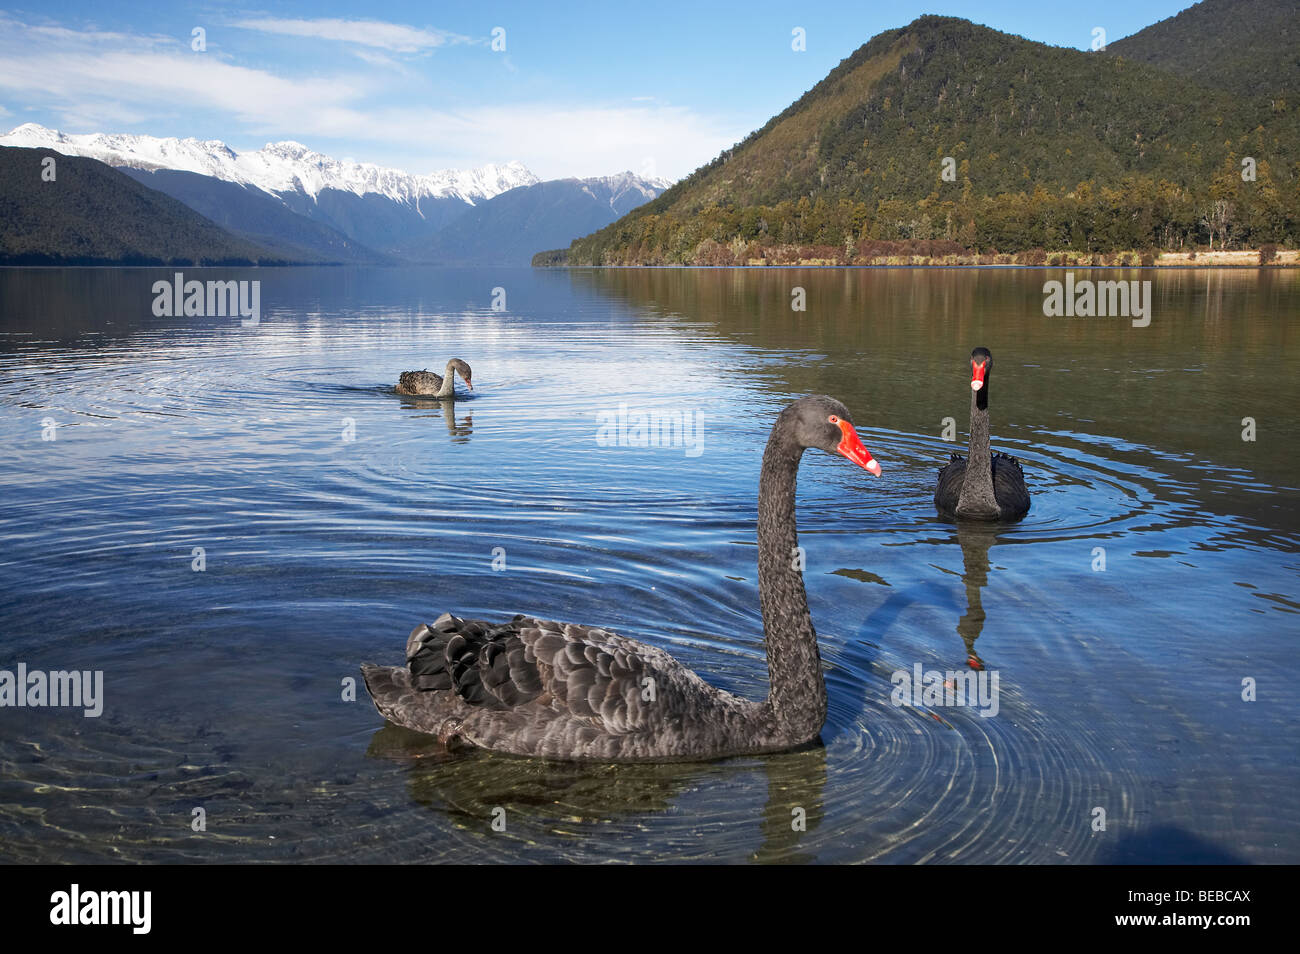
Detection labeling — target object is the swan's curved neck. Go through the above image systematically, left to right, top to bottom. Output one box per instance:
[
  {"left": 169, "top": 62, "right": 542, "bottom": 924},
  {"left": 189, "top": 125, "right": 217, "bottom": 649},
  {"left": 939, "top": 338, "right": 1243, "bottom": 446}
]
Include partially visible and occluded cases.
[
  {"left": 437, "top": 362, "right": 458, "bottom": 397},
  {"left": 958, "top": 387, "right": 996, "bottom": 513},
  {"left": 756, "top": 424, "right": 826, "bottom": 743}
]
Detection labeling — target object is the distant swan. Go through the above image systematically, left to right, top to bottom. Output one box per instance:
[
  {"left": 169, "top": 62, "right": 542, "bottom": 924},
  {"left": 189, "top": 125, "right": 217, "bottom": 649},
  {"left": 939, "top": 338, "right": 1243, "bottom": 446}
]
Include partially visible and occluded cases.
[
  {"left": 935, "top": 347, "right": 1030, "bottom": 521},
  {"left": 396, "top": 358, "right": 472, "bottom": 398},
  {"left": 361, "top": 394, "right": 883, "bottom": 762}
]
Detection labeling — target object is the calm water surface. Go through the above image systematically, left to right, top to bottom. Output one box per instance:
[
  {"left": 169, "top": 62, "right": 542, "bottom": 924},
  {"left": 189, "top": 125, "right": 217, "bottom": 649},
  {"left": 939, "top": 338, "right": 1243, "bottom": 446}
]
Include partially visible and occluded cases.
[{"left": 0, "top": 266, "right": 1296, "bottom": 863}]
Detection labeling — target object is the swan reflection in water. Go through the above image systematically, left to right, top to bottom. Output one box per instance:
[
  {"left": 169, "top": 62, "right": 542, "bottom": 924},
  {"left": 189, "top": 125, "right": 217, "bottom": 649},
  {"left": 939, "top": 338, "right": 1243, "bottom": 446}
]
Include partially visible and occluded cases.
[
  {"left": 397, "top": 394, "right": 473, "bottom": 442},
  {"left": 954, "top": 522, "right": 1003, "bottom": 671},
  {"left": 366, "top": 724, "right": 827, "bottom": 863}
]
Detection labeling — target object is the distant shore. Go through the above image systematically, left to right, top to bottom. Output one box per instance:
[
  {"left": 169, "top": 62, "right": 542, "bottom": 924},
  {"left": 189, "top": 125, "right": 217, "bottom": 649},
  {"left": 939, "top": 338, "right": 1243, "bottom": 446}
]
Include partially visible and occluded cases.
[
  {"left": 536, "top": 247, "right": 1300, "bottom": 268},
  {"left": 760, "top": 249, "right": 1300, "bottom": 268}
]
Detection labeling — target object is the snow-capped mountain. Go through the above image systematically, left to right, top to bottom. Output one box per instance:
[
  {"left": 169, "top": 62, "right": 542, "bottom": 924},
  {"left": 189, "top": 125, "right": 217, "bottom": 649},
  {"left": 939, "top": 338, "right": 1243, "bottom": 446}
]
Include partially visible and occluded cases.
[
  {"left": 0, "top": 123, "right": 537, "bottom": 206},
  {"left": 0, "top": 123, "right": 545, "bottom": 255},
  {"left": 1, "top": 123, "right": 668, "bottom": 265},
  {"left": 576, "top": 171, "right": 672, "bottom": 211},
  {"left": 404, "top": 173, "right": 670, "bottom": 266}
]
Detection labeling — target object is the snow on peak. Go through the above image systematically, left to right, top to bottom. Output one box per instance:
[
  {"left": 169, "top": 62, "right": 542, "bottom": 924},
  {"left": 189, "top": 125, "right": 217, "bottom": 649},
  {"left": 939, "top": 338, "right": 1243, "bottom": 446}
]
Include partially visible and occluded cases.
[
  {"left": 9, "top": 122, "right": 58, "bottom": 139},
  {"left": 0, "top": 123, "right": 539, "bottom": 205},
  {"left": 594, "top": 170, "right": 672, "bottom": 191},
  {"left": 566, "top": 171, "right": 672, "bottom": 210}
]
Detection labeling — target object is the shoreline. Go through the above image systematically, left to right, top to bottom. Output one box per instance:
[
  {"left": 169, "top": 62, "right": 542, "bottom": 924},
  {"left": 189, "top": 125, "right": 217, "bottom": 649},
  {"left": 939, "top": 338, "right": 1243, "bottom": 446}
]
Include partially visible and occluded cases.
[
  {"left": 539, "top": 248, "right": 1300, "bottom": 269},
  {"left": 535, "top": 261, "right": 1300, "bottom": 270}
]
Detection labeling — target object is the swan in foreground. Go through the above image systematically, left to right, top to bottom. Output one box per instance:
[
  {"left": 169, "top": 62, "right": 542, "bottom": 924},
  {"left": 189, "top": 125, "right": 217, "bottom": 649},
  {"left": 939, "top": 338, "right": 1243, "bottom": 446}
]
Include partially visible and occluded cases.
[
  {"left": 935, "top": 347, "right": 1030, "bottom": 521},
  {"left": 396, "top": 358, "right": 472, "bottom": 398},
  {"left": 361, "top": 394, "right": 882, "bottom": 761}
]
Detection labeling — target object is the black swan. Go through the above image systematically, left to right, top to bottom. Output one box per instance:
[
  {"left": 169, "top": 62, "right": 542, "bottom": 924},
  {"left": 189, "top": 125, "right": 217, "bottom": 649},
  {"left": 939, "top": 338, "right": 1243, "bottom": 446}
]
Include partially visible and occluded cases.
[
  {"left": 934, "top": 347, "right": 1030, "bottom": 521},
  {"left": 396, "top": 358, "right": 472, "bottom": 398},
  {"left": 361, "top": 394, "right": 883, "bottom": 762}
]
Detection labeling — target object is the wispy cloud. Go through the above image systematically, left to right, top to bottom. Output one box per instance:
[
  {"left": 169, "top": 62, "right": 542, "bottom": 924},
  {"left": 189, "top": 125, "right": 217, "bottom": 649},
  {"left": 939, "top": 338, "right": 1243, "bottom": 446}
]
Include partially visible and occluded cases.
[
  {"left": 0, "top": 14, "right": 738, "bottom": 179},
  {"left": 0, "top": 16, "right": 364, "bottom": 132},
  {"left": 230, "top": 17, "right": 473, "bottom": 53},
  {"left": 349, "top": 48, "right": 418, "bottom": 75}
]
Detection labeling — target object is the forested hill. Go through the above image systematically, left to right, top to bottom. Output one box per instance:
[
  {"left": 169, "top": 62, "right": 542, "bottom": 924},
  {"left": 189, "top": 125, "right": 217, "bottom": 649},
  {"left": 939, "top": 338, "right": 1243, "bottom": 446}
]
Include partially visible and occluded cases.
[
  {"left": 1107, "top": 0, "right": 1299, "bottom": 100},
  {"left": 548, "top": 10, "right": 1298, "bottom": 265},
  {"left": 0, "top": 147, "right": 292, "bottom": 266}
]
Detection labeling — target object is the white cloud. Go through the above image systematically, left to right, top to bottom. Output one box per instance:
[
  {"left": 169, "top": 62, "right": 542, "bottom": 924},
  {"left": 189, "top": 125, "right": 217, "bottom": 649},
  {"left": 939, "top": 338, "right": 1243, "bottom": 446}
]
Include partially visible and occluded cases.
[
  {"left": 0, "top": 14, "right": 740, "bottom": 180},
  {"left": 0, "top": 16, "right": 375, "bottom": 131},
  {"left": 230, "top": 17, "right": 472, "bottom": 53},
  {"left": 351, "top": 49, "right": 404, "bottom": 69},
  {"left": 394, "top": 103, "right": 736, "bottom": 180}
]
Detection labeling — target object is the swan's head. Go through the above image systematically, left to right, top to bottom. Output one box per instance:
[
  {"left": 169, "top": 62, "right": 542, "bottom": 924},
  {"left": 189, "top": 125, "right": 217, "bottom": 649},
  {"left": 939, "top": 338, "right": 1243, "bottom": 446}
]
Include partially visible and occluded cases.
[
  {"left": 969, "top": 347, "right": 992, "bottom": 392},
  {"left": 447, "top": 358, "right": 473, "bottom": 390},
  {"left": 791, "top": 395, "right": 881, "bottom": 477}
]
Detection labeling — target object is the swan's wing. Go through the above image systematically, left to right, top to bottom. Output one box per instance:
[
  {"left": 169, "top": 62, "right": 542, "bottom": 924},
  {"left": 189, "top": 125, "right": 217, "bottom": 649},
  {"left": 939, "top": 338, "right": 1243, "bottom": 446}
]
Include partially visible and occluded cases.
[
  {"left": 397, "top": 370, "right": 443, "bottom": 392},
  {"left": 992, "top": 451, "right": 1024, "bottom": 480},
  {"left": 937, "top": 452, "right": 965, "bottom": 478},
  {"left": 992, "top": 452, "right": 1031, "bottom": 514},
  {"left": 935, "top": 454, "right": 966, "bottom": 512},
  {"left": 406, "top": 612, "right": 685, "bottom": 736}
]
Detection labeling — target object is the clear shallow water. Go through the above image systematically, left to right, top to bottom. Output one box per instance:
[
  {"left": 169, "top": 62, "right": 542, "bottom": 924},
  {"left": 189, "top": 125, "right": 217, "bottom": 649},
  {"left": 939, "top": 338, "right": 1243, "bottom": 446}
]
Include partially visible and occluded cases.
[{"left": 0, "top": 265, "right": 1295, "bottom": 863}]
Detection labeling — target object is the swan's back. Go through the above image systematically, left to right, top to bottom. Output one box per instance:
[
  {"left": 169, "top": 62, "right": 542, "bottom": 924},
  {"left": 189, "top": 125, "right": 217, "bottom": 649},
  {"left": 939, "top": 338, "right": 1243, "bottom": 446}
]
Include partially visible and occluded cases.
[
  {"left": 396, "top": 370, "right": 443, "bottom": 396},
  {"left": 935, "top": 453, "right": 1029, "bottom": 521},
  {"left": 361, "top": 613, "right": 770, "bottom": 761}
]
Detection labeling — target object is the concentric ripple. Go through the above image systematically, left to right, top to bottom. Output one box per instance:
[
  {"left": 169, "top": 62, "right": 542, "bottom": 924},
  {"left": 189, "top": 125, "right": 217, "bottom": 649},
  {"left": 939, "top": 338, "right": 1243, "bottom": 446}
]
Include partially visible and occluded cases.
[{"left": 1, "top": 265, "right": 1296, "bottom": 863}]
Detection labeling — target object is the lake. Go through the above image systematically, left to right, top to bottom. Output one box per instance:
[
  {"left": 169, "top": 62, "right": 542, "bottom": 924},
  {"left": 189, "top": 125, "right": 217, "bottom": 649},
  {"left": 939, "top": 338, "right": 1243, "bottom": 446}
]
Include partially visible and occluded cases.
[{"left": 0, "top": 265, "right": 1296, "bottom": 863}]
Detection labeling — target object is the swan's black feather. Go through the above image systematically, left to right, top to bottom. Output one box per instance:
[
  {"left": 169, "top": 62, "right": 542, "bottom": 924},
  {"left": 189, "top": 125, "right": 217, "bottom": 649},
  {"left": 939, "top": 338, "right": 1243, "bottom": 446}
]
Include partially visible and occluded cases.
[
  {"left": 396, "top": 369, "right": 444, "bottom": 395},
  {"left": 934, "top": 452, "right": 1030, "bottom": 520},
  {"left": 991, "top": 453, "right": 1030, "bottom": 518},
  {"left": 935, "top": 455, "right": 967, "bottom": 515},
  {"left": 363, "top": 609, "right": 771, "bottom": 760},
  {"left": 366, "top": 611, "right": 759, "bottom": 761}
]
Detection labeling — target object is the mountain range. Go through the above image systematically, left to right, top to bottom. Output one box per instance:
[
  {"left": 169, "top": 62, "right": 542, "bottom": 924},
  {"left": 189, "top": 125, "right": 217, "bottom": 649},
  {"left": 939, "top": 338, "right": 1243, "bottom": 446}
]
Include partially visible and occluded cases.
[
  {"left": 547, "top": 0, "right": 1299, "bottom": 265},
  {"left": 0, "top": 124, "right": 667, "bottom": 266},
  {"left": 0, "top": 124, "right": 536, "bottom": 203},
  {"left": 0, "top": 146, "right": 289, "bottom": 266},
  {"left": 408, "top": 173, "right": 669, "bottom": 266}
]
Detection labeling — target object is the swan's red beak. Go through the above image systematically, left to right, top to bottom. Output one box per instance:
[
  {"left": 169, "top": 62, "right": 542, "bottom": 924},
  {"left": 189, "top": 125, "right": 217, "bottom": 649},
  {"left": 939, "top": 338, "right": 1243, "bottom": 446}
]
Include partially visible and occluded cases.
[
  {"left": 971, "top": 359, "right": 987, "bottom": 391},
  {"left": 464, "top": 379, "right": 473, "bottom": 390},
  {"left": 834, "top": 419, "right": 881, "bottom": 476}
]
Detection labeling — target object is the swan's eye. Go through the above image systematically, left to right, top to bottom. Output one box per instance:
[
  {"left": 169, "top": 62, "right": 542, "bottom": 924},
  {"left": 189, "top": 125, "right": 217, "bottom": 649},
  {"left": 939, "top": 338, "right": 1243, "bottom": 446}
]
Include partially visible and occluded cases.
[{"left": 828, "top": 415, "right": 839, "bottom": 424}]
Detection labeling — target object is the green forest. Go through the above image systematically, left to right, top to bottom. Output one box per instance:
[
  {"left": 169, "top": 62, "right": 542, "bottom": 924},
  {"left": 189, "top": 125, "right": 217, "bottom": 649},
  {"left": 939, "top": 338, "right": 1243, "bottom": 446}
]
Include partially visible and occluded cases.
[{"left": 547, "top": 5, "right": 1299, "bottom": 266}]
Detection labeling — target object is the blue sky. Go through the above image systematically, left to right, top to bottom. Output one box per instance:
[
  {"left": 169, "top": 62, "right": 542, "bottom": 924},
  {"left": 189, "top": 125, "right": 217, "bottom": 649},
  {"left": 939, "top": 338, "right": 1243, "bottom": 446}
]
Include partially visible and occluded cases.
[{"left": 0, "top": 1, "right": 1197, "bottom": 180}]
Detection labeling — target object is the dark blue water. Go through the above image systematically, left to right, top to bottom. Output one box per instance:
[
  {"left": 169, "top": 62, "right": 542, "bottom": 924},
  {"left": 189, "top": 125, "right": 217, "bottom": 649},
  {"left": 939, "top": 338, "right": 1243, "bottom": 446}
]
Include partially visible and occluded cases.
[{"left": 0, "top": 265, "right": 1295, "bottom": 863}]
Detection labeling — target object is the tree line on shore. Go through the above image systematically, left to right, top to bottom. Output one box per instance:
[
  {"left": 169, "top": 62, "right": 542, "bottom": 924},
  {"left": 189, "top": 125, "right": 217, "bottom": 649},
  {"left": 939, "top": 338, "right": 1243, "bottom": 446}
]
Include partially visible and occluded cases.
[{"left": 551, "top": 158, "right": 1296, "bottom": 267}]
